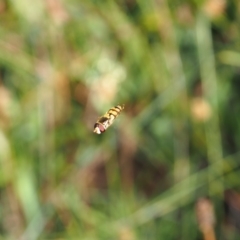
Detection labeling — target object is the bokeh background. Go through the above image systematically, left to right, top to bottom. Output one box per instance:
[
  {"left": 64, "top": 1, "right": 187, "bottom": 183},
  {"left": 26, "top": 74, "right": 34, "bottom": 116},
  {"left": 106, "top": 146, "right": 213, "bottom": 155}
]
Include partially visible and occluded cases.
[{"left": 0, "top": 0, "right": 240, "bottom": 239}]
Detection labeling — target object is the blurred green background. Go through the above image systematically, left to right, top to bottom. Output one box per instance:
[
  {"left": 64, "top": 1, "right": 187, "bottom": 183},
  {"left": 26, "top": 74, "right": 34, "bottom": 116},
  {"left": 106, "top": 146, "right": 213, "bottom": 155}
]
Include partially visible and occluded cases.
[{"left": 0, "top": 0, "right": 240, "bottom": 239}]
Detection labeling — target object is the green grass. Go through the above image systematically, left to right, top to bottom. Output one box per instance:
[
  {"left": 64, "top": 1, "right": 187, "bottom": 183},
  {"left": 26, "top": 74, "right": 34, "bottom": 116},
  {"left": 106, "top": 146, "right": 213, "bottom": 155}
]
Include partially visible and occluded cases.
[{"left": 0, "top": 0, "right": 240, "bottom": 239}]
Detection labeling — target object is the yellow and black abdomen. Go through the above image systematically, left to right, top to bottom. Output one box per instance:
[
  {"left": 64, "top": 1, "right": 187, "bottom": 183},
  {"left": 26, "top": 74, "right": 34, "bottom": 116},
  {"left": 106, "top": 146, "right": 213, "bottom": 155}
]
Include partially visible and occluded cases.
[{"left": 106, "top": 105, "right": 124, "bottom": 119}]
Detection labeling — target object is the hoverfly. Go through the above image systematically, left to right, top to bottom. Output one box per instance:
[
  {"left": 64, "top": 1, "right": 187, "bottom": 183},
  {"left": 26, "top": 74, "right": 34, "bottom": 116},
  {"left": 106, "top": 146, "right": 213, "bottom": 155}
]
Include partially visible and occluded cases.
[{"left": 93, "top": 105, "right": 124, "bottom": 134}]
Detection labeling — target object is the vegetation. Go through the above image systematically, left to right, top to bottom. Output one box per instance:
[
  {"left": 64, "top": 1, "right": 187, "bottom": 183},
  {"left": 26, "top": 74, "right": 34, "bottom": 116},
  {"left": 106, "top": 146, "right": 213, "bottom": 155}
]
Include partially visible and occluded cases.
[{"left": 0, "top": 0, "right": 240, "bottom": 239}]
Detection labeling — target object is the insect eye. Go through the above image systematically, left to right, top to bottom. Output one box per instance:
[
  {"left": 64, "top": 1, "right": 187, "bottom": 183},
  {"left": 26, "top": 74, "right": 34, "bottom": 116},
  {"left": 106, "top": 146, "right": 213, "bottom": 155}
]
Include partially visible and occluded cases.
[{"left": 98, "top": 124, "right": 105, "bottom": 132}]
